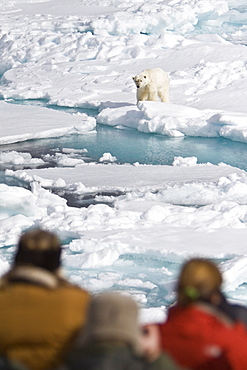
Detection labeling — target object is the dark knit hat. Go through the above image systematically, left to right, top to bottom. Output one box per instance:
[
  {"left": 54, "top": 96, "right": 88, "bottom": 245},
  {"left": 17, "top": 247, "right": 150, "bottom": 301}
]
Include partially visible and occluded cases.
[
  {"left": 14, "top": 228, "right": 62, "bottom": 272},
  {"left": 177, "top": 258, "right": 223, "bottom": 306},
  {"left": 83, "top": 292, "right": 142, "bottom": 355}
]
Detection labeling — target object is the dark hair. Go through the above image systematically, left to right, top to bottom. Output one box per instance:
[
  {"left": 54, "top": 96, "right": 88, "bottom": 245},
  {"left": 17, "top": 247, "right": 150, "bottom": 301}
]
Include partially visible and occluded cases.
[{"left": 14, "top": 229, "right": 62, "bottom": 272}]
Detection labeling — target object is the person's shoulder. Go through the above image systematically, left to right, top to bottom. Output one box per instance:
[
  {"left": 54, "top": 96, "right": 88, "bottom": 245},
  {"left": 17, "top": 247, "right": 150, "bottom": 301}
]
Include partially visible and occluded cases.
[
  {"left": 59, "top": 279, "right": 90, "bottom": 294},
  {"left": 231, "top": 304, "right": 247, "bottom": 326},
  {"left": 66, "top": 343, "right": 145, "bottom": 370},
  {"left": 150, "top": 353, "right": 189, "bottom": 370}
]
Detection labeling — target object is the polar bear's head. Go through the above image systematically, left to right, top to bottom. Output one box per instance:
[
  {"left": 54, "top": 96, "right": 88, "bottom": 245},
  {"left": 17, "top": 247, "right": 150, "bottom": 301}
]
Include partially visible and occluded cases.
[{"left": 132, "top": 73, "right": 148, "bottom": 88}]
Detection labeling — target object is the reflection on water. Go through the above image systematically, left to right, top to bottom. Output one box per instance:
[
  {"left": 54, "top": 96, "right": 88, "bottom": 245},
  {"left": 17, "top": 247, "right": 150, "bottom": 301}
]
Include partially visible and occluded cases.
[{"left": 1, "top": 124, "right": 247, "bottom": 171}]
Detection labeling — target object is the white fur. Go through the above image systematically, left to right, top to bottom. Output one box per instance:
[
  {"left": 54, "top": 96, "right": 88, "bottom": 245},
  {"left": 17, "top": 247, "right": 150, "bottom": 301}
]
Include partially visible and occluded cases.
[{"left": 132, "top": 68, "right": 169, "bottom": 103}]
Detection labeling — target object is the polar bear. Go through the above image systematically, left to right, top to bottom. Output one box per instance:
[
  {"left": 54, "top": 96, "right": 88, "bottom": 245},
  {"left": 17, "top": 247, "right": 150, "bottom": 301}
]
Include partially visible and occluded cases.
[{"left": 132, "top": 68, "right": 169, "bottom": 104}]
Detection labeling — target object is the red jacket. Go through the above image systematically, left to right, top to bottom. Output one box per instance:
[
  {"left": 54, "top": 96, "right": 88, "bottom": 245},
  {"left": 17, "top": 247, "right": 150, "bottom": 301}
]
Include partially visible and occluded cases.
[{"left": 159, "top": 303, "right": 247, "bottom": 370}]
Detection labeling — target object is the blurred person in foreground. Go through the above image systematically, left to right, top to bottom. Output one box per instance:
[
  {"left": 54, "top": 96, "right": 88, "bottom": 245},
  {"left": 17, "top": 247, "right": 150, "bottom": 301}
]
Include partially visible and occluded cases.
[
  {"left": 0, "top": 228, "right": 91, "bottom": 370},
  {"left": 159, "top": 258, "right": 247, "bottom": 370},
  {"left": 216, "top": 290, "right": 247, "bottom": 328},
  {"left": 62, "top": 291, "right": 188, "bottom": 370},
  {"left": 0, "top": 356, "right": 28, "bottom": 370}
]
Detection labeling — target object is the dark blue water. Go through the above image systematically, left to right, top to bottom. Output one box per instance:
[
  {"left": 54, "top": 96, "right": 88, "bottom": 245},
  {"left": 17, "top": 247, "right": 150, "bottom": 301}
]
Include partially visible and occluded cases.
[{"left": 1, "top": 123, "right": 247, "bottom": 171}]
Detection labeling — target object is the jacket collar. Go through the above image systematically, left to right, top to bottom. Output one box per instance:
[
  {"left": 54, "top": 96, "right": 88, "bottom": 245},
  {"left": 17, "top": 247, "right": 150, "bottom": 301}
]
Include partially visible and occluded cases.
[
  {"left": 0, "top": 265, "right": 65, "bottom": 289},
  {"left": 170, "top": 302, "right": 234, "bottom": 327},
  {"left": 195, "top": 302, "right": 234, "bottom": 327}
]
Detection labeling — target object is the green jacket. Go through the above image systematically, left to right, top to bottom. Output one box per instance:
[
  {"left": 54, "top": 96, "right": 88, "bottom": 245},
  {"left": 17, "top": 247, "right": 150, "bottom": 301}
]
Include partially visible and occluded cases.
[{"left": 64, "top": 342, "right": 187, "bottom": 370}]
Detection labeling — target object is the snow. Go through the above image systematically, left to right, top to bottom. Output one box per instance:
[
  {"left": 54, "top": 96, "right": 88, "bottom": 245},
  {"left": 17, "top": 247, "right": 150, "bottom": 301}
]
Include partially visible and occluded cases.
[
  {"left": 0, "top": 0, "right": 247, "bottom": 322},
  {"left": 0, "top": 101, "right": 96, "bottom": 144},
  {"left": 98, "top": 102, "right": 247, "bottom": 141}
]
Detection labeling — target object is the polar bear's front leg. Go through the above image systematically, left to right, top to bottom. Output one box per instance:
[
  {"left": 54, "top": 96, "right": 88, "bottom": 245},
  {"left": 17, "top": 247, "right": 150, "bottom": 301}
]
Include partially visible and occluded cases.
[
  {"left": 137, "top": 87, "right": 149, "bottom": 102},
  {"left": 147, "top": 89, "right": 159, "bottom": 102}
]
